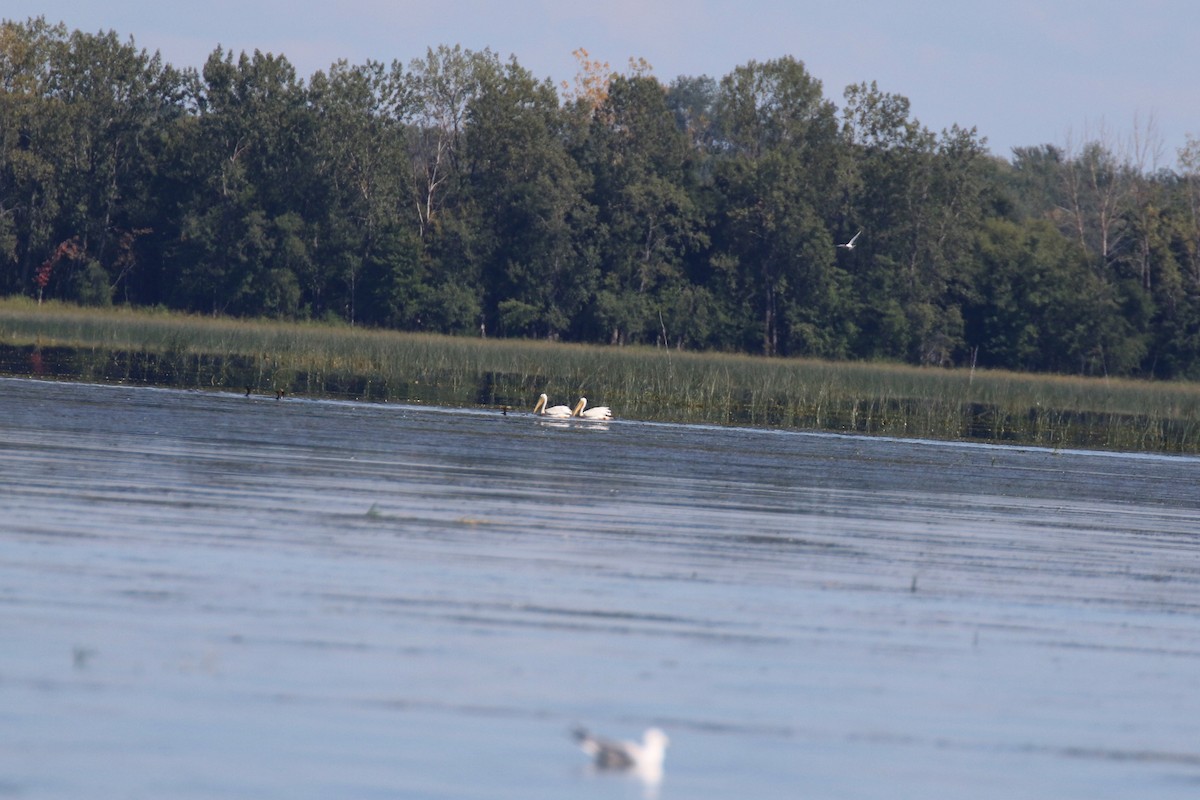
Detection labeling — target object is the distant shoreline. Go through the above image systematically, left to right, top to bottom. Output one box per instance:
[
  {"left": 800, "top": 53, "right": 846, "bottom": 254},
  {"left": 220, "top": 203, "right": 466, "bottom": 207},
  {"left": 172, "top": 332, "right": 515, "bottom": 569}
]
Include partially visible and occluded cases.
[{"left": 3, "top": 298, "right": 1198, "bottom": 454}]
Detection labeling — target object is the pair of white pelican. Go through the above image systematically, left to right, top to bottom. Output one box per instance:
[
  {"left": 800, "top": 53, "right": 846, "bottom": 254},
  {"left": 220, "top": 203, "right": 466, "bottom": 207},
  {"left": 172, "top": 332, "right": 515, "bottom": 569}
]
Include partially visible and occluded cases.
[{"left": 533, "top": 393, "right": 613, "bottom": 420}]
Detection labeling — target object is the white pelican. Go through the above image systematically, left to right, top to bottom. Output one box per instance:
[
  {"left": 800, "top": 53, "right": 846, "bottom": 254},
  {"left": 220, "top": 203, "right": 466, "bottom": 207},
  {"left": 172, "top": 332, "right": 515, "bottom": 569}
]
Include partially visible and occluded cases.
[
  {"left": 837, "top": 229, "right": 862, "bottom": 250},
  {"left": 533, "top": 393, "right": 572, "bottom": 417},
  {"left": 572, "top": 397, "right": 613, "bottom": 420},
  {"left": 573, "top": 726, "right": 668, "bottom": 779}
]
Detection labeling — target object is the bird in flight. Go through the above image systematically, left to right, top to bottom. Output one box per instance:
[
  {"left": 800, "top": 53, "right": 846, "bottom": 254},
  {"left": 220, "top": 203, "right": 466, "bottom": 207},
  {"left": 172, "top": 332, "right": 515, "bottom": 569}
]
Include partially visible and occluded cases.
[{"left": 837, "top": 230, "right": 862, "bottom": 250}]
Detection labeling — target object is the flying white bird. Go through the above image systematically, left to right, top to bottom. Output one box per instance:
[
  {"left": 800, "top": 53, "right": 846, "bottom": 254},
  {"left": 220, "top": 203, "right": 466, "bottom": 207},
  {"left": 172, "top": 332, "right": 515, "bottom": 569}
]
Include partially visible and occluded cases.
[
  {"left": 837, "top": 230, "right": 863, "bottom": 250},
  {"left": 532, "top": 393, "right": 572, "bottom": 417}
]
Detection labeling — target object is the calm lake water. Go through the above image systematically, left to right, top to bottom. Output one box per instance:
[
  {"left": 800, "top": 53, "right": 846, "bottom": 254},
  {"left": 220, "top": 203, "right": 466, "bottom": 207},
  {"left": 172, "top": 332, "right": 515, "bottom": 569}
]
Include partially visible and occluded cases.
[{"left": 2, "top": 376, "right": 1199, "bottom": 799}]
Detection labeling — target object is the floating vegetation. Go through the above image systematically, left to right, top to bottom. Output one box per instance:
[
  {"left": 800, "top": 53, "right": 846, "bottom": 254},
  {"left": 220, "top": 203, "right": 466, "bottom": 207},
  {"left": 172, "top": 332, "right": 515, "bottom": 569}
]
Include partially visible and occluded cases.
[{"left": 2, "top": 298, "right": 1198, "bottom": 453}]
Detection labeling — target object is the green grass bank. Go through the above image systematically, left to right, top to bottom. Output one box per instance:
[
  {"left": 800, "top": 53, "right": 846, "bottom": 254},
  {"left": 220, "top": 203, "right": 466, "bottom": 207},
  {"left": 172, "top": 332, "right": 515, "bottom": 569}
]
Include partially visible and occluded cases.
[{"left": 2, "top": 298, "right": 1198, "bottom": 453}]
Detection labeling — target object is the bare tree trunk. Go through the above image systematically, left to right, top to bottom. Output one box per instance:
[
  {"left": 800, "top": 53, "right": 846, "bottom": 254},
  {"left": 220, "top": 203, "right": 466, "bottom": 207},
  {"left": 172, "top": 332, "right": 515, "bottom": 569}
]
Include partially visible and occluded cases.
[
  {"left": 1061, "top": 122, "right": 1134, "bottom": 270},
  {"left": 1184, "top": 136, "right": 1200, "bottom": 288}
]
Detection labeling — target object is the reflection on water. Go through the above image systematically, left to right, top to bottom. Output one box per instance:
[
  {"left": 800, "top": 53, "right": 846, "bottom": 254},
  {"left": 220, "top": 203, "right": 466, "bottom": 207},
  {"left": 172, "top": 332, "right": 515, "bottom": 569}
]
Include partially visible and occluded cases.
[
  {"left": 2, "top": 376, "right": 1200, "bottom": 800},
  {"left": 534, "top": 417, "right": 611, "bottom": 432},
  {"left": 574, "top": 725, "right": 668, "bottom": 799}
]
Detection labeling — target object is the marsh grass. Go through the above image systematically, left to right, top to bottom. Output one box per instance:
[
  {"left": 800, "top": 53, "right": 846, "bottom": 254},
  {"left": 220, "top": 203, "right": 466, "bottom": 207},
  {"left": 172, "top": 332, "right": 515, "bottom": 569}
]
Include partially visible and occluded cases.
[{"left": 3, "top": 298, "right": 1199, "bottom": 452}]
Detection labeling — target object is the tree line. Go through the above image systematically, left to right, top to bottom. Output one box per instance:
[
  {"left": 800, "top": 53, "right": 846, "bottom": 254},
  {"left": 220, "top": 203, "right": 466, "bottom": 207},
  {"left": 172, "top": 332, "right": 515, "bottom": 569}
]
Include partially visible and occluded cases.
[{"left": 3, "top": 17, "right": 1200, "bottom": 377}]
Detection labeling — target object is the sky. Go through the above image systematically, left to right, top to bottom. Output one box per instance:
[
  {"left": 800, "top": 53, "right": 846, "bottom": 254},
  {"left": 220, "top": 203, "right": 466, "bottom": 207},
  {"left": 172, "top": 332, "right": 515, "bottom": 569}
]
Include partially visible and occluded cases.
[{"left": 6, "top": 0, "right": 1199, "bottom": 167}]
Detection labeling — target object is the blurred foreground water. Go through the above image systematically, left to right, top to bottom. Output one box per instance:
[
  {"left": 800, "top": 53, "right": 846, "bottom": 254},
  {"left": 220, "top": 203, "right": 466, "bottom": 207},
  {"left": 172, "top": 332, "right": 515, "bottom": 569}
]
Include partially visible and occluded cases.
[{"left": 1, "top": 377, "right": 1199, "bottom": 799}]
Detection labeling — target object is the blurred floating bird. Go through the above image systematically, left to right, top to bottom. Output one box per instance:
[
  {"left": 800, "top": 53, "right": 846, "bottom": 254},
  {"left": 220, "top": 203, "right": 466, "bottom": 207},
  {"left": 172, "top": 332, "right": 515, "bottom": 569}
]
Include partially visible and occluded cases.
[
  {"left": 837, "top": 229, "right": 862, "bottom": 250},
  {"left": 573, "top": 726, "right": 669, "bottom": 774}
]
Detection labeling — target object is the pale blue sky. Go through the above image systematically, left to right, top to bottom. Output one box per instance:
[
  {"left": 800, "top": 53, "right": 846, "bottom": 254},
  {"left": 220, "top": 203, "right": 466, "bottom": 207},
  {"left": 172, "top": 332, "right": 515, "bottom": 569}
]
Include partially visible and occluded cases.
[{"left": 7, "top": 0, "right": 1198, "bottom": 166}]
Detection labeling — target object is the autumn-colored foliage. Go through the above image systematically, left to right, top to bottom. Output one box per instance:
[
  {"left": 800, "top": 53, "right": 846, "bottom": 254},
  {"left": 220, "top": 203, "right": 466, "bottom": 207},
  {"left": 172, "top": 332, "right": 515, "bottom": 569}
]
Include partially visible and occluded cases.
[
  {"left": 560, "top": 48, "right": 654, "bottom": 113},
  {"left": 560, "top": 48, "right": 612, "bottom": 109},
  {"left": 36, "top": 238, "right": 83, "bottom": 305}
]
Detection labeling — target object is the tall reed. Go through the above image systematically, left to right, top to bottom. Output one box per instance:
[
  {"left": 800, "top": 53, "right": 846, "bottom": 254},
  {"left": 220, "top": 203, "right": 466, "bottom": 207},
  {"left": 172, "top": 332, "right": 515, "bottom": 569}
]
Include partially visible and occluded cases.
[{"left": 2, "top": 298, "right": 1198, "bottom": 452}]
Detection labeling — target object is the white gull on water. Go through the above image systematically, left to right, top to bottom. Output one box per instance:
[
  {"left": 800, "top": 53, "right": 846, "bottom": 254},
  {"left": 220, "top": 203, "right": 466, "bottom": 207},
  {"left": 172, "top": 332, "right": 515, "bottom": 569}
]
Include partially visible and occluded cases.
[{"left": 573, "top": 726, "right": 669, "bottom": 789}]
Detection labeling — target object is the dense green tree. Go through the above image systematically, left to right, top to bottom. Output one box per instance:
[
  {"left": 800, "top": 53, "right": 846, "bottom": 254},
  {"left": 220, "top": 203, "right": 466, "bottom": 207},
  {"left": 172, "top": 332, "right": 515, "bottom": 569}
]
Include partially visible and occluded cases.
[
  {"left": 1, "top": 18, "right": 67, "bottom": 295},
  {"left": 3, "top": 18, "right": 1200, "bottom": 378},
  {"left": 0, "top": 19, "right": 185, "bottom": 304},
  {"left": 53, "top": 28, "right": 185, "bottom": 303},
  {"left": 400, "top": 45, "right": 504, "bottom": 334},
  {"left": 403, "top": 45, "right": 493, "bottom": 241},
  {"left": 171, "top": 48, "right": 314, "bottom": 315},
  {"left": 465, "top": 58, "right": 596, "bottom": 339},
  {"left": 710, "top": 58, "right": 845, "bottom": 356},
  {"left": 307, "top": 59, "right": 411, "bottom": 322},
  {"left": 579, "top": 74, "right": 707, "bottom": 345},
  {"left": 666, "top": 74, "right": 719, "bottom": 154},
  {"left": 840, "top": 83, "right": 990, "bottom": 364},
  {"left": 1006, "top": 144, "right": 1067, "bottom": 222},
  {"left": 712, "top": 153, "right": 833, "bottom": 355},
  {"left": 967, "top": 216, "right": 1150, "bottom": 375},
  {"left": 967, "top": 218, "right": 1090, "bottom": 371},
  {"left": 357, "top": 223, "right": 427, "bottom": 328}
]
